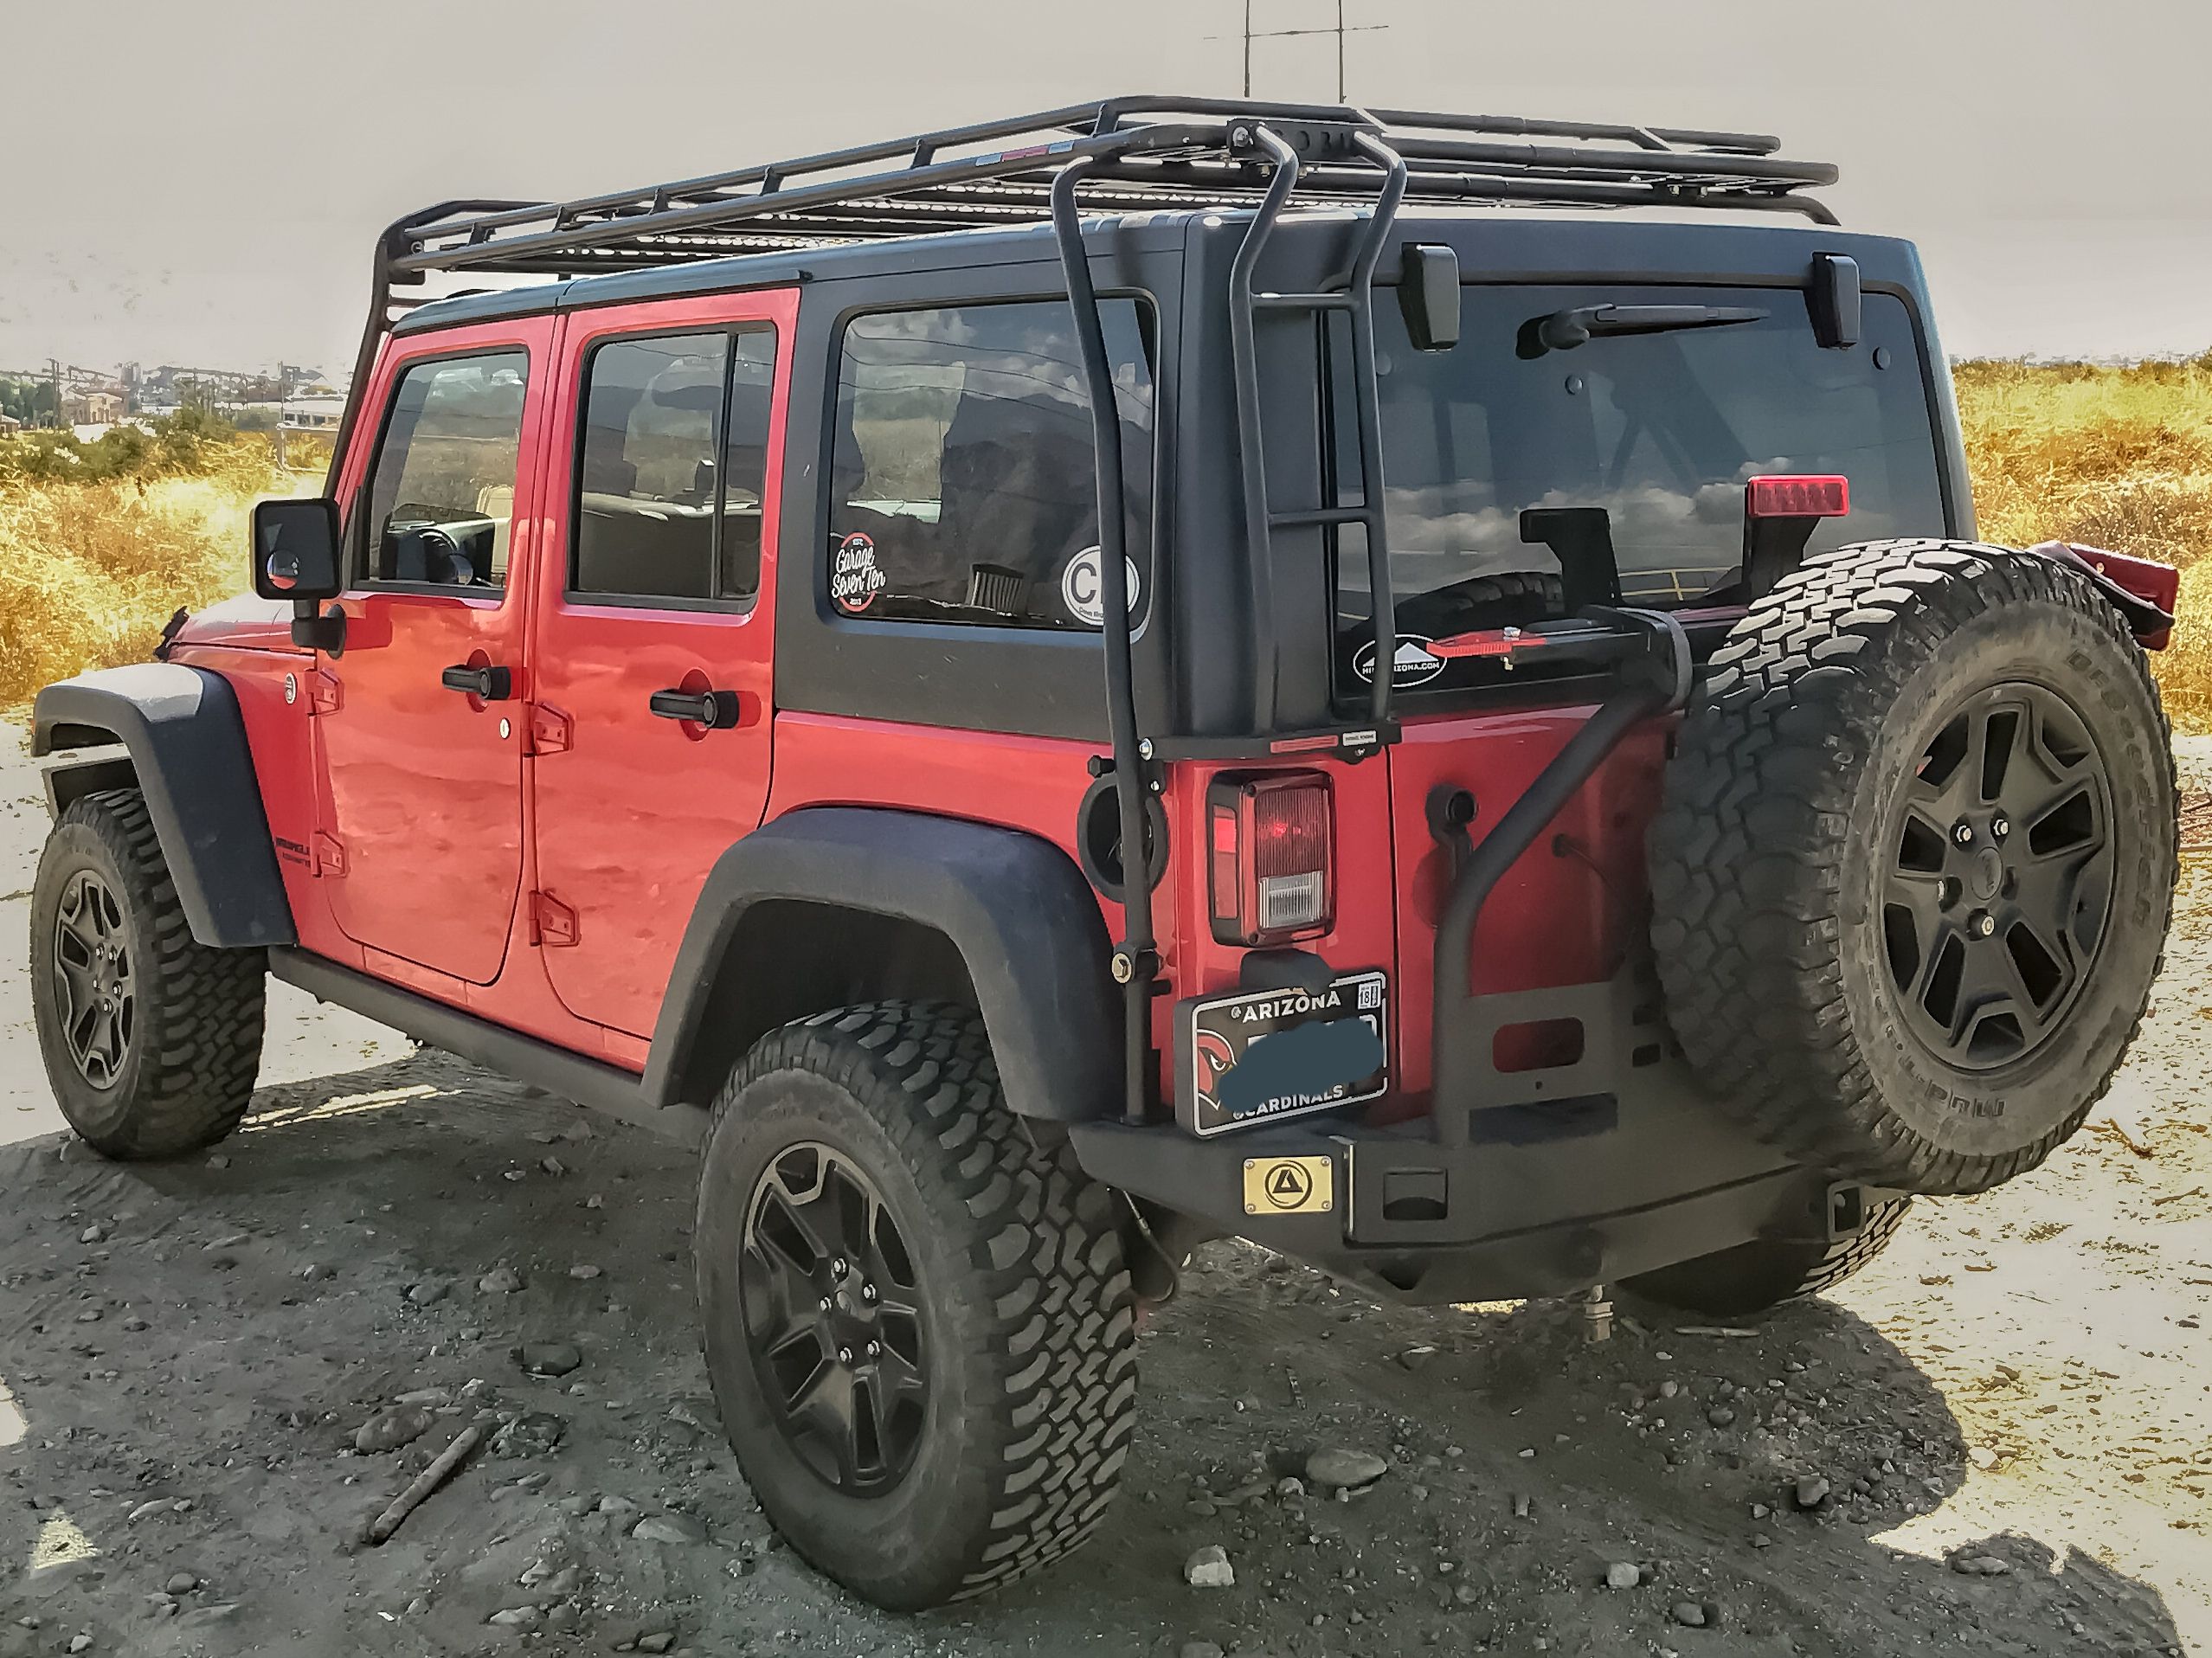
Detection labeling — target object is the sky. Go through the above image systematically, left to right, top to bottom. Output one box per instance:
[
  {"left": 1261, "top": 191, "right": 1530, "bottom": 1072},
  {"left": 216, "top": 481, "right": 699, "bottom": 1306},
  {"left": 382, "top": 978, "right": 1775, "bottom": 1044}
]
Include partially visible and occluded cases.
[{"left": 3, "top": 0, "right": 2209, "bottom": 378}]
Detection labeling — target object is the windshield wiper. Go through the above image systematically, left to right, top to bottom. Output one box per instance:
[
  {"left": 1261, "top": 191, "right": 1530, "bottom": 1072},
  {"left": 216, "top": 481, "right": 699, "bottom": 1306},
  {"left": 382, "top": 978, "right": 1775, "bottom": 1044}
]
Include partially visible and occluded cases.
[{"left": 1521, "top": 303, "right": 1769, "bottom": 357}]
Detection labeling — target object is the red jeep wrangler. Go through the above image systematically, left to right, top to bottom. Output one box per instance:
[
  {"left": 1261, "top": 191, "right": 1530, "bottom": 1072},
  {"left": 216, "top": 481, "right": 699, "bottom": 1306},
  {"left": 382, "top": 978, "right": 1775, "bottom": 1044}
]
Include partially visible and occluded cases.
[{"left": 29, "top": 99, "right": 2180, "bottom": 1610}]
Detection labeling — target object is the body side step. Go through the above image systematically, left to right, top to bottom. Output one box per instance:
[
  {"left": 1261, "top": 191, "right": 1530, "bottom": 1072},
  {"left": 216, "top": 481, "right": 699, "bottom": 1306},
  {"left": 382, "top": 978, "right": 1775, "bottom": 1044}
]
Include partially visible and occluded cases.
[{"left": 267, "top": 947, "right": 706, "bottom": 1147}]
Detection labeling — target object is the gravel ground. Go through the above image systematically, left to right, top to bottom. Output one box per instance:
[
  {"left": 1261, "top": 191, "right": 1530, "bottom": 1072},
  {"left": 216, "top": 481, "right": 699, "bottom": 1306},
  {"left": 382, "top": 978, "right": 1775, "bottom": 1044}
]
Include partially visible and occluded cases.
[{"left": 0, "top": 735, "right": 2206, "bottom": 1657}]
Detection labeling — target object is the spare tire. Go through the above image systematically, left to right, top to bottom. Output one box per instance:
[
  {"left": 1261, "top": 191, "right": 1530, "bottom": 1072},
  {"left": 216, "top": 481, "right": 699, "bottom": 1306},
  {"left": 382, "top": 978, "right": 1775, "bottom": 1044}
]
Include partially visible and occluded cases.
[{"left": 1649, "top": 539, "right": 2175, "bottom": 1195}]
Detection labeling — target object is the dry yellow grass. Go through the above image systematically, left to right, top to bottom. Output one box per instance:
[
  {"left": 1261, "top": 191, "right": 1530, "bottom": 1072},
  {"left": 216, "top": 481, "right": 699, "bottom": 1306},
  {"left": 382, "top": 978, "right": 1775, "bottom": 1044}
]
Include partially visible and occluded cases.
[
  {"left": 1955, "top": 352, "right": 2212, "bottom": 728},
  {"left": 0, "top": 362, "right": 2208, "bottom": 720},
  {"left": 0, "top": 434, "right": 322, "bottom": 706}
]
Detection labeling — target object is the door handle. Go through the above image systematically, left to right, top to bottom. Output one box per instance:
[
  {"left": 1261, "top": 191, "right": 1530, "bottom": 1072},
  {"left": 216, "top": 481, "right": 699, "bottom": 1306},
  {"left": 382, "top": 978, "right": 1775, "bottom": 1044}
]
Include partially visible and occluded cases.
[
  {"left": 441, "top": 664, "right": 513, "bottom": 701},
  {"left": 649, "top": 688, "right": 743, "bottom": 729}
]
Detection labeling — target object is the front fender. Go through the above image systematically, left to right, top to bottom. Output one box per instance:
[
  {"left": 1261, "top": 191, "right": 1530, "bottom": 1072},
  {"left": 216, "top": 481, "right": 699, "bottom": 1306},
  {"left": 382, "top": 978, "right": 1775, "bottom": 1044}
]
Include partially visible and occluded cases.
[
  {"left": 33, "top": 664, "right": 294, "bottom": 949},
  {"left": 643, "top": 808, "right": 1118, "bottom": 1122}
]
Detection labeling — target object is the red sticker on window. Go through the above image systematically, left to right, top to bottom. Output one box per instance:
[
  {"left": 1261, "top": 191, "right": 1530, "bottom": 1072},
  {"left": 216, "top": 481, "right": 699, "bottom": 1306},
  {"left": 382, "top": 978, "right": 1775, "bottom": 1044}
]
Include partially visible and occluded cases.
[{"left": 831, "top": 530, "right": 885, "bottom": 614}]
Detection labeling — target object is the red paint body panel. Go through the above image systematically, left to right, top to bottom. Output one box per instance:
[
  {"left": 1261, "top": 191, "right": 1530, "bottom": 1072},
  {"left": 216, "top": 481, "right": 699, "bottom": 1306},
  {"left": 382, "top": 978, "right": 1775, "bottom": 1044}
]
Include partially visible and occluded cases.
[
  {"left": 529, "top": 290, "right": 798, "bottom": 1038},
  {"left": 314, "top": 315, "right": 556, "bottom": 986},
  {"left": 163, "top": 641, "right": 324, "bottom": 927},
  {"left": 1383, "top": 705, "right": 1670, "bottom": 1098},
  {"left": 1159, "top": 754, "right": 1399, "bottom": 1087}
]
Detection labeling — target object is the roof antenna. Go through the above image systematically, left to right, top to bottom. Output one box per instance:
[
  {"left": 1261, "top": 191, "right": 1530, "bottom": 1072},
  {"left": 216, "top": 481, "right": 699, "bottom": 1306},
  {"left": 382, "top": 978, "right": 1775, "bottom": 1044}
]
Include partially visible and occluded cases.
[{"left": 1210, "top": 0, "right": 1389, "bottom": 101}]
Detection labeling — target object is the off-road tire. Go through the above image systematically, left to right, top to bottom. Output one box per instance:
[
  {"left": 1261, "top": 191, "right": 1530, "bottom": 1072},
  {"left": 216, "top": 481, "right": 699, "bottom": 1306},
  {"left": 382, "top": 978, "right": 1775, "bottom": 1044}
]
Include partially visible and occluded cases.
[
  {"left": 1650, "top": 540, "right": 2175, "bottom": 1195},
  {"left": 29, "top": 788, "right": 266, "bottom": 1159},
  {"left": 694, "top": 1001, "right": 1138, "bottom": 1610},
  {"left": 1625, "top": 1199, "right": 1912, "bottom": 1318}
]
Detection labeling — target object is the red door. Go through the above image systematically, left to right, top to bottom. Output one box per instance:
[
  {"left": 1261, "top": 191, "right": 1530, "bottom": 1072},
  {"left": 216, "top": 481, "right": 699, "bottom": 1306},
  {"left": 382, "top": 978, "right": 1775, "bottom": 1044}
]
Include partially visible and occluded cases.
[
  {"left": 527, "top": 291, "right": 797, "bottom": 1038},
  {"left": 315, "top": 320, "right": 555, "bottom": 984}
]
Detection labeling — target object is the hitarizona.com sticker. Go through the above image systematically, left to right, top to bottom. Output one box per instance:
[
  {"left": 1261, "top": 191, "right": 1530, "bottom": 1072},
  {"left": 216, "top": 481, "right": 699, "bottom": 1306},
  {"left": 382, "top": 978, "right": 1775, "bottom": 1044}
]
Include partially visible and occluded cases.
[{"left": 831, "top": 531, "right": 888, "bottom": 614}]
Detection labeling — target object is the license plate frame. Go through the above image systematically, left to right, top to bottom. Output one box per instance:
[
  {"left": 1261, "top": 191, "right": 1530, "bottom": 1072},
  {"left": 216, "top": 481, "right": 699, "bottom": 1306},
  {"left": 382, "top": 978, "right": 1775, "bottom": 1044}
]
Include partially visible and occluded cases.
[{"left": 1174, "top": 970, "right": 1388, "bottom": 1138}]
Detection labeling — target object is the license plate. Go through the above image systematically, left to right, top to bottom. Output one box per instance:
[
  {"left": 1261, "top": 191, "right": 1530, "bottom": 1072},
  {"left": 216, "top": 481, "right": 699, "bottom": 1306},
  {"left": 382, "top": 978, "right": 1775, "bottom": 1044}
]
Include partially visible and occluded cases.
[{"left": 1176, "top": 971, "right": 1388, "bottom": 1138}]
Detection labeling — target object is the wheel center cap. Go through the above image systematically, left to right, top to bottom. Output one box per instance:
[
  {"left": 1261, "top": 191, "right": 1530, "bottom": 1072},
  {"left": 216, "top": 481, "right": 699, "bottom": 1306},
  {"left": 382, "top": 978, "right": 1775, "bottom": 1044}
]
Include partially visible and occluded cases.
[{"left": 1969, "top": 846, "right": 2004, "bottom": 902}]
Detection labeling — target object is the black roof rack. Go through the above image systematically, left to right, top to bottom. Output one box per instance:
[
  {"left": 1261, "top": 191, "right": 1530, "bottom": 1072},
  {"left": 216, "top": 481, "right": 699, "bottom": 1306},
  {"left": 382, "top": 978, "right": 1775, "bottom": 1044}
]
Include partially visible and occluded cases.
[{"left": 376, "top": 94, "right": 1836, "bottom": 285}]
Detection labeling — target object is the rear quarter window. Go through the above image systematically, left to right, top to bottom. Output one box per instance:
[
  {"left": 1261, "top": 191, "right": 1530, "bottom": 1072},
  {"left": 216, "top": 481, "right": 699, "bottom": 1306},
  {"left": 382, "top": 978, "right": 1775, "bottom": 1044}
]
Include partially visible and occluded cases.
[{"left": 827, "top": 298, "right": 1154, "bottom": 630}]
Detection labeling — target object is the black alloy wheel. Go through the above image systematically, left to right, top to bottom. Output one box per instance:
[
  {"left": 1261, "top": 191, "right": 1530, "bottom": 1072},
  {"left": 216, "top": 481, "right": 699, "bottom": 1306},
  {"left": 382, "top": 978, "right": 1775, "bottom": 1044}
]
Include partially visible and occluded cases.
[
  {"left": 1881, "top": 681, "right": 2115, "bottom": 1071},
  {"left": 29, "top": 788, "right": 265, "bottom": 1160},
  {"left": 53, "top": 870, "right": 135, "bottom": 1087},
  {"left": 695, "top": 1002, "right": 1138, "bottom": 1609},
  {"left": 740, "top": 1141, "right": 929, "bottom": 1494}
]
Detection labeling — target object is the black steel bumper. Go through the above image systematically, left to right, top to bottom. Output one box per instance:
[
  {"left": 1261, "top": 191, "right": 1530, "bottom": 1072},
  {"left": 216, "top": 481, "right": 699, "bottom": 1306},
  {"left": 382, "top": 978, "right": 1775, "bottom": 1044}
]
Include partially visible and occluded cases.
[{"left": 1070, "top": 1054, "right": 1861, "bottom": 1307}]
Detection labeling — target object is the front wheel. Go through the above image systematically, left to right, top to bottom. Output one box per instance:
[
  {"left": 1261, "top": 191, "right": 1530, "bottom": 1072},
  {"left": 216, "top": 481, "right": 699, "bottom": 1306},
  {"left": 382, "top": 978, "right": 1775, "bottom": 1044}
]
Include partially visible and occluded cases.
[
  {"left": 29, "top": 789, "right": 265, "bottom": 1159},
  {"left": 694, "top": 1002, "right": 1138, "bottom": 1610}
]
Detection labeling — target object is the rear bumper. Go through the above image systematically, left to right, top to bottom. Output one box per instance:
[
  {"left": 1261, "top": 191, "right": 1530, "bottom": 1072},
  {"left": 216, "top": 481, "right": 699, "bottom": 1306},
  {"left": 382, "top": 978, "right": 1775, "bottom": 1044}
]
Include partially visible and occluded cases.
[{"left": 1070, "top": 1057, "right": 1852, "bottom": 1306}]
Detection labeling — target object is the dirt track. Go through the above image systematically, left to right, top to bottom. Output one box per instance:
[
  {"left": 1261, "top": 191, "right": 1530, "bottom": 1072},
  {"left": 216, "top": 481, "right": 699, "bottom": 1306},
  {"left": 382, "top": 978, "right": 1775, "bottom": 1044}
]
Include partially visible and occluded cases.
[{"left": 1, "top": 735, "right": 2207, "bottom": 1657}]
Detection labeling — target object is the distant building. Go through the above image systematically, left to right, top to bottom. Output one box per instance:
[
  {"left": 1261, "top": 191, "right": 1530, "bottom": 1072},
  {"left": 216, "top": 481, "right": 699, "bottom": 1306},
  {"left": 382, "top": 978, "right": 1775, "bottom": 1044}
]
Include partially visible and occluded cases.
[
  {"left": 62, "top": 390, "right": 123, "bottom": 424},
  {"left": 280, "top": 395, "right": 346, "bottom": 435},
  {"left": 0, "top": 412, "right": 22, "bottom": 434}
]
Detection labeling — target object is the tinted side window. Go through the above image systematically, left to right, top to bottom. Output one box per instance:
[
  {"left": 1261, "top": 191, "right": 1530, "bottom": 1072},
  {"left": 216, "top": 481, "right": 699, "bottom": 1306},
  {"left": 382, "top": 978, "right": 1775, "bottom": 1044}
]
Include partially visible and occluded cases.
[
  {"left": 828, "top": 299, "right": 1153, "bottom": 629},
  {"left": 573, "top": 327, "right": 777, "bottom": 604},
  {"left": 364, "top": 351, "right": 529, "bottom": 589}
]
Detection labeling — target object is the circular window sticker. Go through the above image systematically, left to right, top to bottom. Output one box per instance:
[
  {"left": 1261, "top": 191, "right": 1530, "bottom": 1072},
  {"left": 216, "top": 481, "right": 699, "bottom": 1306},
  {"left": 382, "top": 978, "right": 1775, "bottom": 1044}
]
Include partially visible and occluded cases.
[
  {"left": 830, "top": 530, "right": 886, "bottom": 614},
  {"left": 1060, "top": 544, "right": 1142, "bottom": 629}
]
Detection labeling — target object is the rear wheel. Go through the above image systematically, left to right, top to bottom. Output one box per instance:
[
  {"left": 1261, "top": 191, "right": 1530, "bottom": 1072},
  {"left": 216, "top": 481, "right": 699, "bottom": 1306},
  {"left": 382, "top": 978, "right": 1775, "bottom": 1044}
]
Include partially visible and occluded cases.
[
  {"left": 1650, "top": 541, "right": 2175, "bottom": 1194},
  {"left": 29, "top": 789, "right": 266, "bottom": 1159},
  {"left": 694, "top": 1002, "right": 1137, "bottom": 1610},
  {"left": 1626, "top": 1199, "right": 1912, "bottom": 1319}
]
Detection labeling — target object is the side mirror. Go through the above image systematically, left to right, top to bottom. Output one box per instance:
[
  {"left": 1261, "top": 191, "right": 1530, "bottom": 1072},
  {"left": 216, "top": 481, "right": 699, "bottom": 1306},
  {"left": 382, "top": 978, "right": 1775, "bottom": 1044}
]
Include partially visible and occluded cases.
[
  {"left": 1398, "top": 243, "right": 1461, "bottom": 352},
  {"left": 251, "top": 498, "right": 344, "bottom": 601}
]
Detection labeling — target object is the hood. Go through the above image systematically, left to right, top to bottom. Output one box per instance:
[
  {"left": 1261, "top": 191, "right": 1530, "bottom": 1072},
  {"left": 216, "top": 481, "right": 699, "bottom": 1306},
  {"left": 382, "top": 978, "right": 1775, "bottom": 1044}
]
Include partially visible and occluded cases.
[{"left": 168, "top": 594, "right": 305, "bottom": 654}]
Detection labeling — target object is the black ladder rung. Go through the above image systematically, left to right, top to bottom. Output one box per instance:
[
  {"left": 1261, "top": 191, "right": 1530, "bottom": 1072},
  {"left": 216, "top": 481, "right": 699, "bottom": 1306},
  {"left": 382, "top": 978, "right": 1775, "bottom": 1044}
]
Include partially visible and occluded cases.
[
  {"left": 1253, "top": 292, "right": 1355, "bottom": 312},
  {"left": 1270, "top": 504, "right": 1376, "bottom": 530}
]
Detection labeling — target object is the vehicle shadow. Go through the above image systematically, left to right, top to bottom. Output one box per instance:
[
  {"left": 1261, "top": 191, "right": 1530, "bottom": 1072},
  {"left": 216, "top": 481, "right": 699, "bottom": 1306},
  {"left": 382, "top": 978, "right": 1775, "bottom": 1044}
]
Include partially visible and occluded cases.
[{"left": 0, "top": 1052, "right": 2192, "bottom": 1657}]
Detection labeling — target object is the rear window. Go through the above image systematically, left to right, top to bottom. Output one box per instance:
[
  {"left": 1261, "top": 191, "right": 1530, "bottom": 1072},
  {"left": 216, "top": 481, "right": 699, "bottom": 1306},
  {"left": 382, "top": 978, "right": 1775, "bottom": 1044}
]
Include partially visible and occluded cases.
[{"left": 1330, "top": 286, "right": 1945, "bottom": 695}]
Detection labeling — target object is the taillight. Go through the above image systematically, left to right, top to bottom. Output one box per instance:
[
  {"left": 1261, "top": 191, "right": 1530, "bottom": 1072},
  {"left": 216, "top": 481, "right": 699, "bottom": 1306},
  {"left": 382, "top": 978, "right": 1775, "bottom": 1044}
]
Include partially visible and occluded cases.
[
  {"left": 1745, "top": 473, "right": 1849, "bottom": 518},
  {"left": 1207, "top": 773, "right": 1333, "bottom": 946}
]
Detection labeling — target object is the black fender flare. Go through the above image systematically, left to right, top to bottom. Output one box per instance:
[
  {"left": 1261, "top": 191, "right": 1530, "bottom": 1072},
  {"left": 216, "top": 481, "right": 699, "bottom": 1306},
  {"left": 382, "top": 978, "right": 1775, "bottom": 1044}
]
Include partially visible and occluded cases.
[
  {"left": 32, "top": 664, "right": 295, "bottom": 949},
  {"left": 642, "top": 808, "right": 1119, "bottom": 1122}
]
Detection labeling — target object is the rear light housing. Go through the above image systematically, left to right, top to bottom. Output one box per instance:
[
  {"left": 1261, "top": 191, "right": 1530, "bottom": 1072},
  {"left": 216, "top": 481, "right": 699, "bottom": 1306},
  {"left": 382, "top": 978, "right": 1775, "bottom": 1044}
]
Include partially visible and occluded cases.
[
  {"left": 1745, "top": 473, "right": 1850, "bottom": 518},
  {"left": 1207, "top": 772, "right": 1333, "bottom": 947}
]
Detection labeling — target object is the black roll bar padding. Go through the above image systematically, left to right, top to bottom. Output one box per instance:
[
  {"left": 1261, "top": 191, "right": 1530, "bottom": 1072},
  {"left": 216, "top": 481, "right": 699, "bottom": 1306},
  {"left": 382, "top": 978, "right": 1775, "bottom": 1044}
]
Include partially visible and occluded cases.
[
  {"left": 1226, "top": 125, "right": 1304, "bottom": 736},
  {"left": 1343, "top": 129, "right": 1409, "bottom": 729},
  {"left": 1050, "top": 162, "right": 1155, "bottom": 1128},
  {"left": 1426, "top": 610, "right": 1688, "bottom": 1147}
]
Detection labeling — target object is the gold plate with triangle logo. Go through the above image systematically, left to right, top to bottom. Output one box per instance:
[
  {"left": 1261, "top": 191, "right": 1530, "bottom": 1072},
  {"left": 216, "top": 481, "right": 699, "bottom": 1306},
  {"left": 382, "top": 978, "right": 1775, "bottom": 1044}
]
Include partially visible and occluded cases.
[{"left": 1242, "top": 1155, "right": 1334, "bottom": 1216}]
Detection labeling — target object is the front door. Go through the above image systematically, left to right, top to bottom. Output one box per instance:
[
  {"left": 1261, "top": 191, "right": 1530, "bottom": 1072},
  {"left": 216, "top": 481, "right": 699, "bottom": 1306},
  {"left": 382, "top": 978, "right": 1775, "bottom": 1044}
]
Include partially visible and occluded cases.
[
  {"left": 527, "top": 292, "right": 796, "bottom": 1038},
  {"left": 315, "top": 321, "right": 555, "bottom": 984}
]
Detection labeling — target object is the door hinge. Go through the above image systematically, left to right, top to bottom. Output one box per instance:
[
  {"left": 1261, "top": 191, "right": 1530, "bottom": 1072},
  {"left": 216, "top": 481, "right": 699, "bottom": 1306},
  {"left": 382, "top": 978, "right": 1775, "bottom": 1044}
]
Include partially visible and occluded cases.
[
  {"left": 308, "top": 671, "right": 343, "bottom": 717},
  {"left": 527, "top": 704, "right": 572, "bottom": 756},
  {"left": 313, "top": 831, "right": 347, "bottom": 877},
  {"left": 530, "top": 891, "right": 579, "bottom": 948}
]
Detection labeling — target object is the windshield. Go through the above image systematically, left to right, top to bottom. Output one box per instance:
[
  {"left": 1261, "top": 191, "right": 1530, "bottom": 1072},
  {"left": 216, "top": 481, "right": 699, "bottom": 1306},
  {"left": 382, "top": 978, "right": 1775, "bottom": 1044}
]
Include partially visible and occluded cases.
[{"left": 1329, "top": 284, "right": 1946, "bottom": 696}]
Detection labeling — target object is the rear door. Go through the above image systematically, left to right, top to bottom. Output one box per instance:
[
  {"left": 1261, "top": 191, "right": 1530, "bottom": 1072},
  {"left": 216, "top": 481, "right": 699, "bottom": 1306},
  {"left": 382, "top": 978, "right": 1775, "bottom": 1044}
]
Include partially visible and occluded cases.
[
  {"left": 1327, "top": 285, "right": 1949, "bottom": 1088},
  {"left": 527, "top": 290, "right": 796, "bottom": 1039},
  {"left": 316, "top": 320, "right": 553, "bottom": 983}
]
